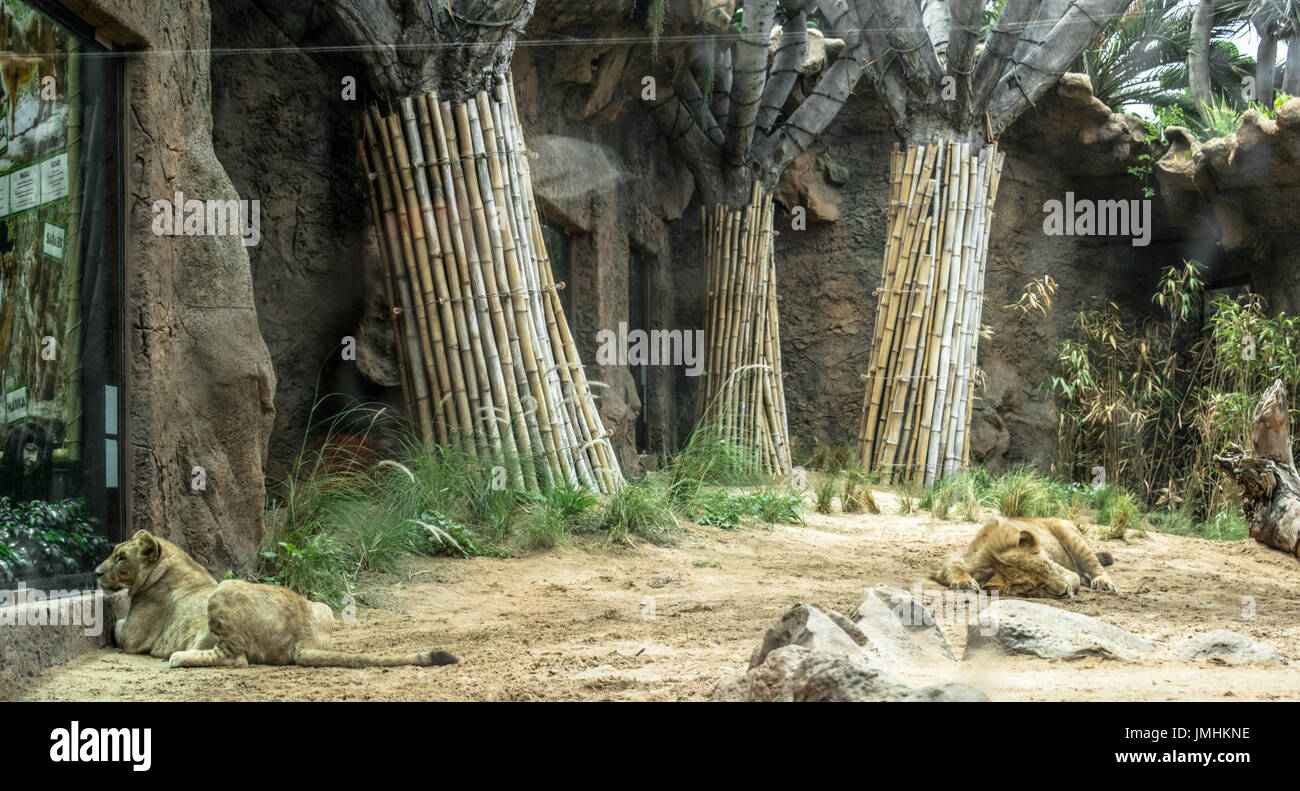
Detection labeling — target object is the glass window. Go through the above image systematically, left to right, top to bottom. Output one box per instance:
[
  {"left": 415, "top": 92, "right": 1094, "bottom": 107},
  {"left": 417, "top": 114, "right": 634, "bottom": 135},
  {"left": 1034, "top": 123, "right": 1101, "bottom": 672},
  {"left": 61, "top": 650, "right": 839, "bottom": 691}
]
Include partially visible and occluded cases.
[{"left": 0, "top": 0, "right": 122, "bottom": 589}]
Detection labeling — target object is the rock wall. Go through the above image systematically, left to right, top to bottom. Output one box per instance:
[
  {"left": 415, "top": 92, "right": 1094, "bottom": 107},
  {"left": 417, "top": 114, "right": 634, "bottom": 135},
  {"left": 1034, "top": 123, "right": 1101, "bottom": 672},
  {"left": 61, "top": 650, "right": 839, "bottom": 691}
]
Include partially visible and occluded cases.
[
  {"left": 64, "top": 0, "right": 276, "bottom": 570},
  {"left": 209, "top": 0, "right": 377, "bottom": 488},
  {"left": 1157, "top": 99, "right": 1300, "bottom": 318}
]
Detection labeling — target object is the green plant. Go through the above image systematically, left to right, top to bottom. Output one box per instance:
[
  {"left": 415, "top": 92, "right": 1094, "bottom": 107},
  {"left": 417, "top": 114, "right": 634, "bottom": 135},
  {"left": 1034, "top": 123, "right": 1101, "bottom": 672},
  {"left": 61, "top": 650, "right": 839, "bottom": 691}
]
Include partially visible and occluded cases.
[
  {"left": 840, "top": 465, "right": 873, "bottom": 514},
  {"left": 985, "top": 467, "right": 1063, "bottom": 518},
  {"left": 923, "top": 469, "right": 992, "bottom": 521},
  {"left": 814, "top": 472, "right": 838, "bottom": 514},
  {"left": 595, "top": 479, "right": 680, "bottom": 544},
  {"left": 1094, "top": 485, "right": 1143, "bottom": 538},
  {"left": 0, "top": 497, "right": 108, "bottom": 583},
  {"left": 1201, "top": 508, "right": 1250, "bottom": 540}
]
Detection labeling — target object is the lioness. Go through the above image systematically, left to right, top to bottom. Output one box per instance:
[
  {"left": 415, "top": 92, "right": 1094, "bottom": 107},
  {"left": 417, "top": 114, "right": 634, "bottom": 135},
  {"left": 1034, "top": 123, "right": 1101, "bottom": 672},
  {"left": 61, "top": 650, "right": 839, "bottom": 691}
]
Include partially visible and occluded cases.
[
  {"left": 933, "top": 516, "right": 1118, "bottom": 598},
  {"left": 96, "top": 530, "right": 459, "bottom": 669}
]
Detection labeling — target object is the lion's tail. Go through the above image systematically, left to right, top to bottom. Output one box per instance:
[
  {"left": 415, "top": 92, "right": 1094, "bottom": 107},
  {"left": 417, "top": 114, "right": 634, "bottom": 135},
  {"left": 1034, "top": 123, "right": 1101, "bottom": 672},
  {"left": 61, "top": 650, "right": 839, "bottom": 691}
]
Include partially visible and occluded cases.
[
  {"left": 1095, "top": 551, "right": 1115, "bottom": 567},
  {"left": 294, "top": 647, "right": 459, "bottom": 668}
]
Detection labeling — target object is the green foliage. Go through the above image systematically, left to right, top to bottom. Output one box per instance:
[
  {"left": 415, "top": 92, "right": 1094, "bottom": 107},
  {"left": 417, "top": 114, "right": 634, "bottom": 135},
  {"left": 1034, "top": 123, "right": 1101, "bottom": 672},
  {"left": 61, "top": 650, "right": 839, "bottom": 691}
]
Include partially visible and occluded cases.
[
  {"left": 648, "top": 0, "right": 667, "bottom": 60},
  {"left": 1077, "top": 0, "right": 1253, "bottom": 113},
  {"left": 1057, "top": 263, "right": 1300, "bottom": 521},
  {"left": 841, "top": 465, "right": 877, "bottom": 514},
  {"left": 984, "top": 467, "right": 1068, "bottom": 518},
  {"left": 921, "top": 469, "right": 992, "bottom": 521},
  {"left": 814, "top": 471, "right": 838, "bottom": 514},
  {"left": 594, "top": 478, "right": 679, "bottom": 544},
  {"left": 1094, "top": 485, "right": 1143, "bottom": 538},
  {"left": 0, "top": 497, "right": 108, "bottom": 583}
]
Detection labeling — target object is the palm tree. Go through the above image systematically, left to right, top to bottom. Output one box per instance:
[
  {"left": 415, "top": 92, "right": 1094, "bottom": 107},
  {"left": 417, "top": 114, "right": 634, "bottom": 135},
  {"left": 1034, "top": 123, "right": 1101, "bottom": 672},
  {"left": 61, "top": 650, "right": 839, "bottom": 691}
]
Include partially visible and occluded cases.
[
  {"left": 1077, "top": 0, "right": 1252, "bottom": 112},
  {"left": 1246, "top": 0, "right": 1300, "bottom": 105}
]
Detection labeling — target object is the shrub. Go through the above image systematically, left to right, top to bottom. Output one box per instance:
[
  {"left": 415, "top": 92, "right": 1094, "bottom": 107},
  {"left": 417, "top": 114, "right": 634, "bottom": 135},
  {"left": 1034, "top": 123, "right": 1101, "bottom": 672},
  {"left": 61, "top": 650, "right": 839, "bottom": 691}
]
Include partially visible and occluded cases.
[{"left": 0, "top": 497, "right": 109, "bottom": 583}]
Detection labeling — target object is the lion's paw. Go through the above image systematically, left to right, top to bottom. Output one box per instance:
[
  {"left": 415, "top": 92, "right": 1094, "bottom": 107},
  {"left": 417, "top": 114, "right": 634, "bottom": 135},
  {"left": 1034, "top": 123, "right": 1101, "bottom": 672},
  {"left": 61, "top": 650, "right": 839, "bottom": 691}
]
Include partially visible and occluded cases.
[{"left": 1091, "top": 574, "right": 1118, "bottom": 594}]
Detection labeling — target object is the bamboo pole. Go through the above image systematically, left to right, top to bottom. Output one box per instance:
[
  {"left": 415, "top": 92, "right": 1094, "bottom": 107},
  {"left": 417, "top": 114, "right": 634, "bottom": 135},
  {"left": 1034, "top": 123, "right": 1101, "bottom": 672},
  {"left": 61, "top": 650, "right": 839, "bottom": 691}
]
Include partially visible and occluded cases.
[{"left": 359, "top": 76, "right": 623, "bottom": 494}]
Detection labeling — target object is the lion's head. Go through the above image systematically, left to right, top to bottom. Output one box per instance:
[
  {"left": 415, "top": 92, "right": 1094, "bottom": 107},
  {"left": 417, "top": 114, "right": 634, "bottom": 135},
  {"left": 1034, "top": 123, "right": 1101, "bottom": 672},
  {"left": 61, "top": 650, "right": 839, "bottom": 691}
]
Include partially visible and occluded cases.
[
  {"left": 982, "top": 529, "right": 1080, "bottom": 598},
  {"left": 95, "top": 530, "right": 164, "bottom": 593}
]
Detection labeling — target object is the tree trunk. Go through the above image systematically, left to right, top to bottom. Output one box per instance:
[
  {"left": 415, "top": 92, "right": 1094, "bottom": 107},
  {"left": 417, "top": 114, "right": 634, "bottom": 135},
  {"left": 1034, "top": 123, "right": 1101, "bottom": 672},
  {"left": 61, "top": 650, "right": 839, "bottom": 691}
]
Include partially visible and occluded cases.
[
  {"left": 1189, "top": 0, "right": 1214, "bottom": 120},
  {"left": 1257, "top": 27, "right": 1278, "bottom": 108},
  {"left": 1285, "top": 35, "right": 1300, "bottom": 97},
  {"left": 360, "top": 80, "right": 622, "bottom": 493},
  {"left": 856, "top": 137, "right": 1004, "bottom": 484},
  {"left": 697, "top": 183, "right": 792, "bottom": 476},
  {"left": 1215, "top": 379, "right": 1300, "bottom": 558}
]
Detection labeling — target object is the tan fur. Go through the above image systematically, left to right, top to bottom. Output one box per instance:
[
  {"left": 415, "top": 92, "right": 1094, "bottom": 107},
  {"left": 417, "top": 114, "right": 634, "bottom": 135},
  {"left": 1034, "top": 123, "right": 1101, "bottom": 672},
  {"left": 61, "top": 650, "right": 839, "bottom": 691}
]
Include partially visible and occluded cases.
[
  {"left": 933, "top": 516, "right": 1118, "bottom": 598},
  {"left": 96, "top": 530, "right": 459, "bottom": 669}
]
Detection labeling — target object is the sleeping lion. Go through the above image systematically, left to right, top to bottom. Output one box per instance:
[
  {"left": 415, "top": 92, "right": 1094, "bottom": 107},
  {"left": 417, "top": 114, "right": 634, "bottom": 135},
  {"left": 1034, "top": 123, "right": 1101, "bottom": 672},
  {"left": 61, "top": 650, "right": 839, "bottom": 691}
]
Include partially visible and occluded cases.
[
  {"left": 933, "top": 516, "right": 1118, "bottom": 598},
  {"left": 96, "top": 530, "right": 459, "bottom": 669}
]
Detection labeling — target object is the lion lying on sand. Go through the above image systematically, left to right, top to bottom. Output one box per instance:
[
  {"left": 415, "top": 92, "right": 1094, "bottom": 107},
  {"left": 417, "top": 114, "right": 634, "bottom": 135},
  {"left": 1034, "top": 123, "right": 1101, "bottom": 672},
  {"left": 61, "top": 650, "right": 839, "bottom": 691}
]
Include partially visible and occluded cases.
[
  {"left": 933, "top": 516, "right": 1118, "bottom": 598},
  {"left": 96, "top": 530, "right": 459, "bottom": 669}
]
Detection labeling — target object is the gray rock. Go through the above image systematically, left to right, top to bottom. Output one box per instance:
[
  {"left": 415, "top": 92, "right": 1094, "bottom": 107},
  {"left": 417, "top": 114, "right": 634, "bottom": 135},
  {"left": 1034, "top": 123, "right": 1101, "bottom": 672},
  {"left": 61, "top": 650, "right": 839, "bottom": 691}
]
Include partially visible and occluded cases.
[
  {"left": 853, "top": 585, "right": 956, "bottom": 662},
  {"left": 965, "top": 599, "right": 1157, "bottom": 661},
  {"left": 715, "top": 602, "right": 987, "bottom": 702},
  {"left": 749, "top": 602, "right": 883, "bottom": 670},
  {"left": 1174, "top": 630, "right": 1287, "bottom": 666},
  {"left": 713, "top": 644, "right": 913, "bottom": 702},
  {"left": 900, "top": 682, "right": 990, "bottom": 702}
]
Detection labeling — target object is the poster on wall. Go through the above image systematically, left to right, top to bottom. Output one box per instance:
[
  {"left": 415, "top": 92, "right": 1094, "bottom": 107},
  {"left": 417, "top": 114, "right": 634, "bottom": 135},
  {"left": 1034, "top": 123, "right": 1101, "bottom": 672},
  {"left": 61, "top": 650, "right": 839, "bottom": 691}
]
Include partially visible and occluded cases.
[{"left": 0, "top": 0, "right": 79, "bottom": 461}]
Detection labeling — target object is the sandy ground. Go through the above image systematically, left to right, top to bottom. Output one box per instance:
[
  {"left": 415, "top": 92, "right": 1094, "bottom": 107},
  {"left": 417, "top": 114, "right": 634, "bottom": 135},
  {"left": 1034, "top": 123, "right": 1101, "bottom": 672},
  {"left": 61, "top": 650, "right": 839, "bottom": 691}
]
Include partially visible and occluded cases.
[{"left": 15, "top": 492, "right": 1300, "bottom": 701}]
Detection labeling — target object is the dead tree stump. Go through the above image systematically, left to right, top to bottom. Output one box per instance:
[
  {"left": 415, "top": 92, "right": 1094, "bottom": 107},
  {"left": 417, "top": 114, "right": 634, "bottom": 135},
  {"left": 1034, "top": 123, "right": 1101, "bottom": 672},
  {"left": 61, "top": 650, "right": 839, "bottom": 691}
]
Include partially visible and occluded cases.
[{"left": 1215, "top": 379, "right": 1300, "bottom": 558}]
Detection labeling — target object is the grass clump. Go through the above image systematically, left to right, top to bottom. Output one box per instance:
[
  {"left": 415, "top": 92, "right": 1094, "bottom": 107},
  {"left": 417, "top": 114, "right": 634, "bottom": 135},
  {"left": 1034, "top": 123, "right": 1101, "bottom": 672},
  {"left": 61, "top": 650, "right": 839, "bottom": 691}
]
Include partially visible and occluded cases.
[
  {"left": 840, "top": 465, "right": 878, "bottom": 514},
  {"left": 984, "top": 467, "right": 1063, "bottom": 518},
  {"left": 814, "top": 471, "right": 839, "bottom": 514},
  {"left": 594, "top": 478, "right": 680, "bottom": 544},
  {"left": 1093, "top": 484, "right": 1142, "bottom": 539}
]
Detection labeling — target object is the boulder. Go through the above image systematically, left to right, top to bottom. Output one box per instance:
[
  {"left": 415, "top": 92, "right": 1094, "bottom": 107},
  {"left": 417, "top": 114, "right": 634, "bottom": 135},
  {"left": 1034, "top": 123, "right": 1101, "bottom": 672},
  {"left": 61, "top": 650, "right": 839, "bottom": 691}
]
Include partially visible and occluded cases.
[
  {"left": 852, "top": 585, "right": 955, "bottom": 662},
  {"left": 965, "top": 599, "right": 1157, "bottom": 661},
  {"left": 715, "top": 601, "right": 984, "bottom": 701},
  {"left": 748, "top": 602, "right": 880, "bottom": 669},
  {"left": 1173, "top": 630, "right": 1287, "bottom": 666},
  {"left": 713, "top": 644, "right": 914, "bottom": 702}
]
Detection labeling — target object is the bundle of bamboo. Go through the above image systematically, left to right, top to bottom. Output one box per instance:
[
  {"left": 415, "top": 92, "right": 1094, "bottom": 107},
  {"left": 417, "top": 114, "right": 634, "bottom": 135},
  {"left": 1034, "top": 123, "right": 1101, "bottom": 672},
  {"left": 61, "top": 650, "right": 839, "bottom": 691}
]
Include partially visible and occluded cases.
[
  {"left": 360, "top": 75, "right": 622, "bottom": 494},
  {"left": 856, "top": 142, "right": 1005, "bottom": 486},
  {"left": 697, "top": 182, "right": 792, "bottom": 476}
]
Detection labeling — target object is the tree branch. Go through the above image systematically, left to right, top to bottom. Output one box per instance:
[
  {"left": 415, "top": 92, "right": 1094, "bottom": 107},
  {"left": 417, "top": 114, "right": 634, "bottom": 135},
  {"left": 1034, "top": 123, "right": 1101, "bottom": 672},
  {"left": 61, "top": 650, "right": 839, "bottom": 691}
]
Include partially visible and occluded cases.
[
  {"left": 325, "top": 0, "right": 405, "bottom": 97},
  {"left": 726, "top": 0, "right": 781, "bottom": 171},
  {"left": 869, "top": 0, "right": 944, "bottom": 98},
  {"left": 919, "top": 0, "right": 951, "bottom": 62},
  {"left": 969, "top": 0, "right": 1042, "bottom": 119},
  {"left": 985, "top": 0, "right": 1132, "bottom": 136},
  {"left": 757, "top": 7, "right": 808, "bottom": 133},
  {"left": 712, "top": 47, "right": 734, "bottom": 130},
  {"left": 680, "top": 67, "right": 726, "bottom": 147},
  {"left": 648, "top": 91, "right": 724, "bottom": 200}
]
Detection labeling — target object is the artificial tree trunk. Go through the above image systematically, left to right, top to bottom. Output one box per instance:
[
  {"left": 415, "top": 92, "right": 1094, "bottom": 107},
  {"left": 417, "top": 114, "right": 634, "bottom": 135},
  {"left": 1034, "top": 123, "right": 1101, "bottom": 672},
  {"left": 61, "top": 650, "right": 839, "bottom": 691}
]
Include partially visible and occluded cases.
[
  {"left": 259, "top": 0, "right": 622, "bottom": 492},
  {"left": 1189, "top": 0, "right": 1215, "bottom": 120},
  {"left": 1257, "top": 27, "right": 1278, "bottom": 108},
  {"left": 1285, "top": 34, "right": 1300, "bottom": 96},
  {"left": 360, "top": 81, "right": 622, "bottom": 494},
  {"left": 856, "top": 138, "right": 1004, "bottom": 485},
  {"left": 697, "top": 183, "right": 791, "bottom": 475},
  {"left": 1215, "top": 379, "right": 1300, "bottom": 558}
]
